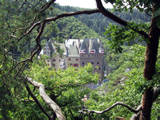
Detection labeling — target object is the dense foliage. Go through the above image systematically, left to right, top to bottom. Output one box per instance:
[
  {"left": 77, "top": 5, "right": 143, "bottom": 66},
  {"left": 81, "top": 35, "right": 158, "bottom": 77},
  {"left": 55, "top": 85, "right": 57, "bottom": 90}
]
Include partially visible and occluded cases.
[
  {"left": 1, "top": 0, "right": 160, "bottom": 120},
  {"left": 85, "top": 44, "right": 160, "bottom": 119},
  {"left": 24, "top": 60, "right": 99, "bottom": 120}
]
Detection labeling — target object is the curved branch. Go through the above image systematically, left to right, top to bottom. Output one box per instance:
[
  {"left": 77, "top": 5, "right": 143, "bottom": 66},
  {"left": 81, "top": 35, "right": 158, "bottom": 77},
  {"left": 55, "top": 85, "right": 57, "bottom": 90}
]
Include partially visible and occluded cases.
[
  {"left": 18, "top": 0, "right": 56, "bottom": 40},
  {"left": 95, "top": 0, "right": 149, "bottom": 38},
  {"left": 96, "top": 0, "right": 127, "bottom": 26},
  {"left": 23, "top": 9, "right": 100, "bottom": 38},
  {"left": 45, "top": 9, "right": 100, "bottom": 22},
  {"left": 30, "top": 22, "right": 45, "bottom": 62},
  {"left": 26, "top": 77, "right": 66, "bottom": 120},
  {"left": 25, "top": 82, "right": 51, "bottom": 119},
  {"left": 80, "top": 102, "right": 141, "bottom": 114}
]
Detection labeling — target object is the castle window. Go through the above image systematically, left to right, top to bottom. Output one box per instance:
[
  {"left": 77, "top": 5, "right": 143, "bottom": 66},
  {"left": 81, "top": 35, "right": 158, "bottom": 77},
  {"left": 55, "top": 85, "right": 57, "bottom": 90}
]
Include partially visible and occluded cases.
[
  {"left": 68, "top": 58, "right": 71, "bottom": 61},
  {"left": 76, "top": 58, "right": 79, "bottom": 61},
  {"left": 52, "top": 59, "right": 56, "bottom": 62},
  {"left": 91, "top": 62, "right": 94, "bottom": 65},
  {"left": 97, "top": 62, "right": 99, "bottom": 64},
  {"left": 74, "top": 64, "right": 79, "bottom": 67},
  {"left": 99, "top": 67, "right": 101, "bottom": 70}
]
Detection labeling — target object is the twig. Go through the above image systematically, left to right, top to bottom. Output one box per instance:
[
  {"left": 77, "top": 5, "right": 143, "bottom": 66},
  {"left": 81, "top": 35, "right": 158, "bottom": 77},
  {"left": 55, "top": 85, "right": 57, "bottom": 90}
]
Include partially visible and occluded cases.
[
  {"left": 18, "top": 0, "right": 27, "bottom": 10},
  {"left": 40, "top": 0, "right": 56, "bottom": 13},
  {"left": 80, "top": 102, "right": 141, "bottom": 114}
]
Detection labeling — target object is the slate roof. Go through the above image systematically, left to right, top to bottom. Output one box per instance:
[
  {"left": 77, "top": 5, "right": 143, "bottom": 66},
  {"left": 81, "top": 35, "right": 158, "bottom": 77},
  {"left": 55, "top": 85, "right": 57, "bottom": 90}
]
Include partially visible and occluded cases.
[
  {"left": 64, "top": 38, "right": 104, "bottom": 56},
  {"left": 89, "top": 38, "right": 99, "bottom": 53},
  {"left": 80, "top": 39, "right": 88, "bottom": 53},
  {"left": 68, "top": 42, "right": 79, "bottom": 57}
]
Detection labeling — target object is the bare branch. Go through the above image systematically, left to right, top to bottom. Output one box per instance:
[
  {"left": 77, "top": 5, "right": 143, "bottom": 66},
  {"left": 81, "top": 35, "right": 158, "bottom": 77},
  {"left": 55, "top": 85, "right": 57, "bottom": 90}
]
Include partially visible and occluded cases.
[
  {"left": 18, "top": 0, "right": 55, "bottom": 41},
  {"left": 18, "top": 0, "right": 27, "bottom": 11},
  {"left": 40, "top": 0, "right": 56, "bottom": 13},
  {"left": 95, "top": 0, "right": 149, "bottom": 38},
  {"left": 96, "top": 0, "right": 127, "bottom": 26},
  {"left": 23, "top": 9, "right": 100, "bottom": 38},
  {"left": 45, "top": 9, "right": 100, "bottom": 22},
  {"left": 11, "top": 21, "right": 46, "bottom": 75},
  {"left": 24, "top": 21, "right": 41, "bottom": 38},
  {"left": 30, "top": 22, "right": 45, "bottom": 61},
  {"left": 26, "top": 77, "right": 66, "bottom": 120},
  {"left": 25, "top": 82, "right": 51, "bottom": 119},
  {"left": 80, "top": 102, "right": 141, "bottom": 114}
]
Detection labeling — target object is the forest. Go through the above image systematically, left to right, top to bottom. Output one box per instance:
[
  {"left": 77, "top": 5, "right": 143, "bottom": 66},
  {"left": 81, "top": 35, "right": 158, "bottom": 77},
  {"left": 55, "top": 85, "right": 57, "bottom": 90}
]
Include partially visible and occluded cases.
[{"left": 0, "top": 0, "right": 160, "bottom": 120}]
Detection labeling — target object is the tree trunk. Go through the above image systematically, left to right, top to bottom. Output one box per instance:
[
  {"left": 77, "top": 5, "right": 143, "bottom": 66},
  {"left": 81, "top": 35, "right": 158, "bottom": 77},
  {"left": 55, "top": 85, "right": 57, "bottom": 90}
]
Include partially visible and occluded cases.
[
  {"left": 139, "top": 4, "right": 160, "bottom": 119},
  {"left": 139, "top": 88, "right": 153, "bottom": 120}
]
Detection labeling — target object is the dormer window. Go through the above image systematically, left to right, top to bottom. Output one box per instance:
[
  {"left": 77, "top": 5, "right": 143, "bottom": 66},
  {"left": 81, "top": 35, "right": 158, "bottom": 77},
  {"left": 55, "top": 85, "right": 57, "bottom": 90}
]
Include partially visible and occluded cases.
[
  {"left": 99, "top": 48, "right": 104, "bottom": 54},
  {"left": 80, "top": 49, "right": 86, "bottom": 54},
  {"left": 90, "top": 49, "right": 95, "bottom": 54},
  {"left": 74, "top": 64, "right": 79, "bottom": 67}
]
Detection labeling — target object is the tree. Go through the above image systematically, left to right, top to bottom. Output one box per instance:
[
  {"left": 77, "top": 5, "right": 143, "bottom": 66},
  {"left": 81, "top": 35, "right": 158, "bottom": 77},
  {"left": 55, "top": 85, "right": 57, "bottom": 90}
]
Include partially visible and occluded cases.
[
  {"left": 1, "top": 0, "right": 160, "bottom": 120},
  {"left": 93, "top": 1, "right": 160, "bottom": 119}
]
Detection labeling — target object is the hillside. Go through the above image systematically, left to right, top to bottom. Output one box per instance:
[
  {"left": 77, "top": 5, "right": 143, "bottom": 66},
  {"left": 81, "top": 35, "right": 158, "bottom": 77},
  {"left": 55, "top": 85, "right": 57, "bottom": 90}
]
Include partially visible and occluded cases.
[
  {"left": 42, "top": 4, "right": 150, "bottom": 45},
  {"left": 56, "top": 5, "right": 150, "bottom": 36},
  {"left": 43, "top": 6, "right": 103, "bottom": 43}
]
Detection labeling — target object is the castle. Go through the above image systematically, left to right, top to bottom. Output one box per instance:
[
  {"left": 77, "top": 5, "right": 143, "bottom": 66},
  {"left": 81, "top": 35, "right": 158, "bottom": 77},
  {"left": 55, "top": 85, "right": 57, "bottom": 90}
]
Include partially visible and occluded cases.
[{"left": 40, "top": 38, "right": 105, "bottom": 80}]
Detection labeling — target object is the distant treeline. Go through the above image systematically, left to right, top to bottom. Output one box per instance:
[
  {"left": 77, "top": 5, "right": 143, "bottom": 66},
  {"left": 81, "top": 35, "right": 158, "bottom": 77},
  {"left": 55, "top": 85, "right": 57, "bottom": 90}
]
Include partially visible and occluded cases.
[{"left": 55, "top": 4, "right": 150, "bottom": 36}]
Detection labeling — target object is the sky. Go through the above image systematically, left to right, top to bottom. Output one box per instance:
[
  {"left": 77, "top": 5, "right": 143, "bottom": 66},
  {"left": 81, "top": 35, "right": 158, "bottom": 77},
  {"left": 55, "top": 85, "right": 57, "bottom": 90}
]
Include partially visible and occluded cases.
[{"left": 55, "top": 0, "right": 113, "bottom": 9}]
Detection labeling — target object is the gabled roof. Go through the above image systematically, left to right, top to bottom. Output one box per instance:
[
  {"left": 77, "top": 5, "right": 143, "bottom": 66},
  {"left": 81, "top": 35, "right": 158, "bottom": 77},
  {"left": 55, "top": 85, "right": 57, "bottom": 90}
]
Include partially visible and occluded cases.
[
  {"left": 65, "top": 38, "right": 103, "bottom": 56},
  {"left": 89, "top": 38, "right": 99, "bottom": 53},
  {"left": 80, "top": 39, "right": 87, "bottom": 51},
  {"left": 40, "top": 40, "right": 55, "bottom": 57},
  {"left": 68, "top": 42, "right": 79, "bottom": 57}
]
